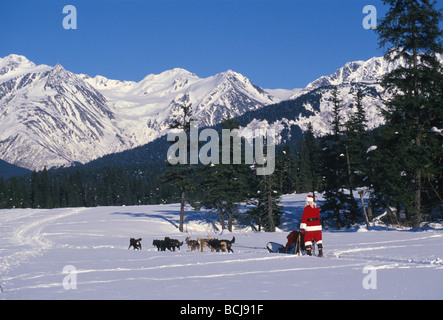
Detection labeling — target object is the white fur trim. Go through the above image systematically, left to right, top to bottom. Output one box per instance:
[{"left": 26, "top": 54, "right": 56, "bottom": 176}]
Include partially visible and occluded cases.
[{"left": 305, "top": 225, "right": 322, "bottom": 231}]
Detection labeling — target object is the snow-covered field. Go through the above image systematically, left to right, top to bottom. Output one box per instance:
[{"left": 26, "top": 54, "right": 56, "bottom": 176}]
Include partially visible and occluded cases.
[{"left": 1, "top": 193, "right": 442, "bottom": 300}]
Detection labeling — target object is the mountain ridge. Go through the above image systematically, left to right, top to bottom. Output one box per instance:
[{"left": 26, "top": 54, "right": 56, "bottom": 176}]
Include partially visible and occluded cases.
[
  {"left": 1, "top": 53, "right": 441, "bottom": 171},
  {"left": 0, "top": 54, "right": 280, "bottom": 170}
]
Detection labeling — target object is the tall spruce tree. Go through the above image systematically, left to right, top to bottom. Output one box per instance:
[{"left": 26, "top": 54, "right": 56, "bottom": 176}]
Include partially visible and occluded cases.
[
  {"left": 373, "top": 0, "right": 443, "bottom": 226},
  {"left": 320, "top": 86, "right": 346, "bottom": 228},
  {"left": 341, "top": 88, "right": 370, "bottom": 224},
  {"left": 344, "top": 89, "right": 370, "bottom": 191},
  {"left": 162, "top": 101, "right": 195, "bottom": 232},
  {"left": 197, "top": 118, "right": 251, "bottom": 232},
  {"left": 304, "top": 122, "right": 323, "bottom": 195},
  {"left": 298, "top": 141, "right": 313, "bottom": 193},
  {"left": 275, "top": 144, "right": 298, "bottom": 194},
  {"left": 248, "top": 148, "right": 284, "bottom": 232},
  {"left": 247, "top": 171, "right": 283, "bottom": 232},
  {"left": 0, "top": 177, "right": 6, "bottom": 208}
]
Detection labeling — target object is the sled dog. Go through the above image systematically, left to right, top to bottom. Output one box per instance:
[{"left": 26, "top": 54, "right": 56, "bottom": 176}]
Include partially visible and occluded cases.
[
  {"left": 197, "top": 236, "right": 212, "bottom": 252},
  {"left": 185, "top": 237, "right": 200, "bottom": 252},
  {"left": 208, "top": 237, "right": 235, "bottom": 253},
  {"left": 128, "top": 238, "right": 142, "bottom": 250}
]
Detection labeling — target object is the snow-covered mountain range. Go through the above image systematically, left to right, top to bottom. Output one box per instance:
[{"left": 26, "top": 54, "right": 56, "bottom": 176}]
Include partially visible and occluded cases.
[
  {"left": 1, "top": 53, "right": 441, "bottom": 171},
  {"left": 263, "top": 53, "right": 442, "bottom": 138},
  {"left": 0, "top": 54, "right": 283, "bottom": 170},
  {"left": 0, "top": 55, "right": 132, "bottom": 170},
  {"left": 79, "top": 67, "right": 280, "bottom": 147}
]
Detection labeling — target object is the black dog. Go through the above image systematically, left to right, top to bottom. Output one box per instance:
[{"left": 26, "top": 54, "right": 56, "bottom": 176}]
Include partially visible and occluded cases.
[
  {"left": 208, "top": 236, "right": 235, "bottom": 253},
  {"left": 220, "top": 236, "right": 235, "bottom": 253},
  {"left": 153, "top": 237, "right": 183, "bottom": 251},
  {"left": 164, "top": 237, "right": 183, "bottom": 251},
  {"left": 128, "top": 238, "right": 142, "bottom": 250},
  {"left": 152, "top": 239, "right": 167, "bottom": 251}
]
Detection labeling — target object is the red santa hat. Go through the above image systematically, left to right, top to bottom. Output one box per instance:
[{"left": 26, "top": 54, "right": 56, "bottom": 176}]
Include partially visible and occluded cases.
[{"left": 306, "top": 195, "right": 315, "bottom": 203}]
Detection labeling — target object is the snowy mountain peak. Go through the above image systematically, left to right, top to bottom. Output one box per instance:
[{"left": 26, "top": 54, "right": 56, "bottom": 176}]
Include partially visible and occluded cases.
[
  {"left": 3, "top": 53, "right": 440, "bottom": 171},
  {"left": 302, "top": 53, "right": 442, "bottom": 92},
  {"left": 0, "top": 54, "right": 40, "bottom": 80},
  {"left": 0, "top": 54, "right": 35, "bottom": 70},
  {"left": 287, "top": 54, "right": 443, "bottom": 137},
  {"left": 0, "top": 55, "right": 282, "bottom": 170},
  {"left": 0, "top": 57, "right": 131, "bottom": 170},
  {"left": 46, "top": 63, "right": 90, "bottom": 88},
  {"left": 47, "top": 63, "right": 70, "bottom": 80},
  {"left": 53, "top": 63, "right": 65, "bottom": 71},
  {"left": 141, "top": 67, "right": 198, "bottom": 83},
  {"left": 164, "top": 67, "right": 197, "bottom": 77},
  {"left": 216, "top": 69, "right": 247, "bottom": 82},
  {"left": 221, "top": 69, "right": 238, "bottom": 76}
]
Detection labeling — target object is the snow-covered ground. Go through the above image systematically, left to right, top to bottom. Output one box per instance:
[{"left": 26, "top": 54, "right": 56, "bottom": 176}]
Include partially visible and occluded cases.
[{"left": 0, "top": 193, "right": 442, "bottom": 300}]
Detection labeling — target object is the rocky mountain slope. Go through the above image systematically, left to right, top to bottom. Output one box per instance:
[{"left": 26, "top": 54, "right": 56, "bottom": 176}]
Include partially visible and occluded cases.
[
  {"left": 1, "top": 53, "right": 440, "bottom": 171},
  {"left": 0, "top": 55, "right": 279, "bottom": 170},
  {"left": 0, "top": 55, "right": 130, "bottom": 170}
]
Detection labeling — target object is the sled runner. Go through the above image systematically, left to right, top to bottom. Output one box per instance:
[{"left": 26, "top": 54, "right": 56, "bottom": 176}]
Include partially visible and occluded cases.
[
  {"left": 267, "top": 230, "right": 304, "bottom": 255},
  {"left": 267, "top": 241, "right": 286, "bottom": 253}
]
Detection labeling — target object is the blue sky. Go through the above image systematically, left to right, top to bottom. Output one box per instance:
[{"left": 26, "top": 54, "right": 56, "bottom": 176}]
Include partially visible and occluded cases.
[{"left": 1, "top": 0, "right": 392, "bottom": 89}]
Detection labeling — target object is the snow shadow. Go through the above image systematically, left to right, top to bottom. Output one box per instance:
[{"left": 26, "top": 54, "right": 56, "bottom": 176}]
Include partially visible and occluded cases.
[
  {"left": 278, "top": 198, "right": 305, "bottom": 232},
  {"left": 184, "top": 209, "right": 222, "bottom": 232},
  {"left": 109, "top": 211, "right": 180, "bottom": 229}
]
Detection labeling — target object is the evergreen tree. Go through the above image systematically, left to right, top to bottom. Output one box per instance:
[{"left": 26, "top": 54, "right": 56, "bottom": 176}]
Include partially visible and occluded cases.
[
  {"left": 372, "top": 0, "right": 443, "bottom": 226},
  {"left": 320, "top": 86, "right": 346, "bottom": 228},
  {"left": 330, "top": 86, "right": 343, "bottom": 139},
  {"left": 341, "top": 88, "right": 370, "bottom": 224},
  {"left": 344, "top": 88, "right": 370, "bottom": 188},
  {"left": 163, "top": 101, "right": 195, "bottom": 232},
  {"left": 197, "top": 117, "right": 252, "bottom": 232},
  {"left": 302, "top": 122, "right": 323, "bottom": 195},
  {"left": 246, "top": 125, "right": 284, "bottom": 232},
  {"left": 298, "top": 141, "right": 313, "bottom": 193},
  {"left": 275, "top": 144, "right": 298, "bottom": 194},
  {"left": 199, "top": 162, "right": 251, "bottom": 231},
  {"left": 40, "top": 167, "right": 51, "bottom": 208},
  {"left": 30, "top": 170, "right": 40, "bottom": 208},
  {"left": 67, "top": 171, "right": 84, "bottom": 207},
  {"left": 247, "top": 171, "right": 283, "bottom": 232},
  {"left": 0, "top": 177, "right": 6, "bottom": 208},
  {"left": 7, "top": 177, "right": 24, "bottom": 208}
]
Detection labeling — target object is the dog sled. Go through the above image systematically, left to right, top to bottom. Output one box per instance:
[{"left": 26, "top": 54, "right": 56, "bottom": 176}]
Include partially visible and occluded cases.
[{"left": 267, "top": 230, "right": 305, "bottom": 255}]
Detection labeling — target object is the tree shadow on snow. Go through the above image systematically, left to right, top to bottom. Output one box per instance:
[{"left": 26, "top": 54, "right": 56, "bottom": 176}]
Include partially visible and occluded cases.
[
  {"left": 278, "top": 199, "right": 305, "bottom": 232},
  {"left": 109, "top": 211, "right": 180, "bottom": 229}
]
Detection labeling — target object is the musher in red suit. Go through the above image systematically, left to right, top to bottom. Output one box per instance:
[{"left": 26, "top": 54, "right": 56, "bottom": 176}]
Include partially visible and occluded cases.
[{"left": 300, "top": 195, "right": 323, "bottom": 256}]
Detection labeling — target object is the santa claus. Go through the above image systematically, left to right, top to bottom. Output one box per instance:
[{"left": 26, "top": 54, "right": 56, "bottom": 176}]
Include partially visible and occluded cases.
[{"left": 300, "top": 195, "right": 323, "bottom": 256}]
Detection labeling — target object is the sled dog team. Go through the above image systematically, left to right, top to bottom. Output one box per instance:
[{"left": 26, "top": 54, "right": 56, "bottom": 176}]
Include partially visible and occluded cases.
[
  {"left": 130, "top": 195, "right": 322, "bottom": 256},
  {"left": 128, "top": 236, "right": 236, "bottom": 253},
  {"left": 185, "top": 236, "right": 235, "bottom": 253}
]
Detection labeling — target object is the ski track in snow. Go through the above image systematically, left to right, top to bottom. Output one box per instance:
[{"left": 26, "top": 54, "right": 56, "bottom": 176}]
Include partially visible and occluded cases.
[
  {"left": 1, "top": 194, "right": 442, "bottom": 299},
  {"left": 0, "top": 208, "right": 86, "bottom": 291},
  {"left": 333, "top": 244, "right": 443, "bottom": 269}
]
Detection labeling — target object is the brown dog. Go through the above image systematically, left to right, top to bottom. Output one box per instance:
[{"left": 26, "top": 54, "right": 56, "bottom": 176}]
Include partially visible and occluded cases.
[
  {"left": 197, "top": 235, "right": 212, "bottom": 252},
  {"left": 185, "top": 237, "right": 200, "bottom": 252},
  {"left": 208, "top": 237, "right": 235, "bottom": 253}
]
